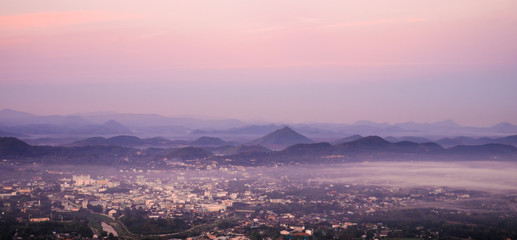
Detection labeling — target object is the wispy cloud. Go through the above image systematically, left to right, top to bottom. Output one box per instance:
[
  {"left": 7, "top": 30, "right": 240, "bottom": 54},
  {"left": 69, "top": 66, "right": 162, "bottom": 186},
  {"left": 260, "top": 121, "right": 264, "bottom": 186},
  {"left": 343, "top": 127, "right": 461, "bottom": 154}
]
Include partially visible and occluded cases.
[
  {"left": 0, "top": 10, "right": 139, "bottom": 31},
  {"left": 245, "top": 17, "right": 426, "bottom": 34},
  {"left": 319, "top": 17, "right": 426, "bottom": 29},
  {"left": 407, "top": 17, "right": 426, "bottom": 23}
]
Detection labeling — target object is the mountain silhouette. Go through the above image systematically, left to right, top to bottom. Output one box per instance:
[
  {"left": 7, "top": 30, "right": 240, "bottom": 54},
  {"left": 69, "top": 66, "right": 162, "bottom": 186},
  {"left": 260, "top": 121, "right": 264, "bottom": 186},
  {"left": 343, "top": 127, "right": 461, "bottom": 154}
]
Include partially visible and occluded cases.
[
  {"left": 93, "top": 120, "right": 132, "bottom": 134},
  {"left": 490, "top": 122, "right": 517, "bottom": 132},
  {"left": 248, "top": 126, "right": 313, "bottom": 149},
  {"left": 334, "top": 135, "right": 363, "bottom": 144},
  {"left": 190, "top": 136, "right": 227, "bottom": 147}
]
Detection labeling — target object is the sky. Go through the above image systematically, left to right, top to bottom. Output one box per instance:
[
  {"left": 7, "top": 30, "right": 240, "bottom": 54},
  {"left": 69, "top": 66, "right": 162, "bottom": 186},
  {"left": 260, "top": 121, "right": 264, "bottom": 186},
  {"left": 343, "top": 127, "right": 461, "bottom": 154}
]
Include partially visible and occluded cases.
[{"left": 1, "top": 0, "right": 516, "bottom": 126}]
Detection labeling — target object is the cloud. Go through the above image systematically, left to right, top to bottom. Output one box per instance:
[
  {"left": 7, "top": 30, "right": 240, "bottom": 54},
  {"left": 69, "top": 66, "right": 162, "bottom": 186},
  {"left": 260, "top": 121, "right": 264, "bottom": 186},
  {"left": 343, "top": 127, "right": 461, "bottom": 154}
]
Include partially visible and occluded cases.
[
  {"left": 0, "top": 10, "right": 138, "bottom": 31},
  {"left": 245, "top": 17, "right": 425, "bottom": 34},
  {"left": 320, "top": 17, "right": 426, "bottom": 29},
  {"left": 407, "top": 17, "right": 426, "bottom": 22}
]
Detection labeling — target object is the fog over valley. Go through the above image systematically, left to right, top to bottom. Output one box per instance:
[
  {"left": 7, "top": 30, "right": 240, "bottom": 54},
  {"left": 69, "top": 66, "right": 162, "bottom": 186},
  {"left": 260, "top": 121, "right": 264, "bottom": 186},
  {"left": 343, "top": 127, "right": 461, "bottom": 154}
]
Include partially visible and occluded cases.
[{"left": 301, "top": 161, "right": 517, "bottom": 192}]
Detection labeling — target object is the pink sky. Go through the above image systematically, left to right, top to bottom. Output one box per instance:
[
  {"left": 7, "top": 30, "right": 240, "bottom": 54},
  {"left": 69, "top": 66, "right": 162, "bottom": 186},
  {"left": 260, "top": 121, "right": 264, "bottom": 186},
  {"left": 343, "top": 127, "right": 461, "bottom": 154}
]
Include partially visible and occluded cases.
[{"left": 1, "top": 1, "right": 516, "bottom": 126}]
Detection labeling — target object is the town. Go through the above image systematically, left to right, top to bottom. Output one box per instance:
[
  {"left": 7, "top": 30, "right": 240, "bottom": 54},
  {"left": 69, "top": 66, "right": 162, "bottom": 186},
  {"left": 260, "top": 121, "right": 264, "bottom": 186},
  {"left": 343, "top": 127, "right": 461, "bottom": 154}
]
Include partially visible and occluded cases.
[{"left": 1, "top": 162, "right": 516, "bottom": 240}]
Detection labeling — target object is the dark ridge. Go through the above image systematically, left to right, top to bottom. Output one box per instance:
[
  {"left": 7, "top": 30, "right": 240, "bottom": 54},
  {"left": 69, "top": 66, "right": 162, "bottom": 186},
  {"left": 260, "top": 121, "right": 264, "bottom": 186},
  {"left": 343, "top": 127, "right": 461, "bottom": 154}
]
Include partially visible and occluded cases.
[
  {"left": 107, "top": 135, "right": 142, "bottom": 145},
  {"left": 334, "top": 135, "right": 363, "bottom": 144},
  {"left": 436, "top": 135, "right": 517, "bottom": 147},
  {"left": 498, "top": 135, "right": 517, "bottom": 145},
  {"left": 2, "top": 136, "right": 516, "bottom": 166},
  {"left": 335, "top": 136, "right": 446, "bottom": 154},
  {"left": 336, "top": 136, "right": 392, "bottom": 152},
  {"left": 397, "top": 136, "right": 433, "bottom": 143},
  {"left": 0, "top": 137, "right": 33, "bottom": 156},
  {"left": 72, "top": 137, "right": 110, "bottom": 146},
  {"left": 394, "top": 140, "right": 420, "bottom": 147},
  {"left": 281, "top": 142, "right": 336, "bottom": 156},
  {"left": 447, "top": 143, "right": 517, "bottom": 155},
  {"left": 167, "top": 147, "right": 214, "bottom": 160}
]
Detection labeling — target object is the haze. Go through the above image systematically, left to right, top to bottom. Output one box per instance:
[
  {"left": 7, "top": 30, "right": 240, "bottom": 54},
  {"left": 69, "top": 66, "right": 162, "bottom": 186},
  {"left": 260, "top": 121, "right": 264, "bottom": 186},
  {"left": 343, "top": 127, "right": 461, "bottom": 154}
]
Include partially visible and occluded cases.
[{"left": 1, "top": 1, "right": 517, "bottom": 126}]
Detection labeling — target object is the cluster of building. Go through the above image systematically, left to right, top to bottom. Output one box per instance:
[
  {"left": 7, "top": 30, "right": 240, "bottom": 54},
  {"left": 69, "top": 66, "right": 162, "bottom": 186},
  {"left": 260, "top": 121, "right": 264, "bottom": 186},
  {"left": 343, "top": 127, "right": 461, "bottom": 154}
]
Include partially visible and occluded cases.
[{"left": 1, "top": 165, "right": 515, "bottom": 239}]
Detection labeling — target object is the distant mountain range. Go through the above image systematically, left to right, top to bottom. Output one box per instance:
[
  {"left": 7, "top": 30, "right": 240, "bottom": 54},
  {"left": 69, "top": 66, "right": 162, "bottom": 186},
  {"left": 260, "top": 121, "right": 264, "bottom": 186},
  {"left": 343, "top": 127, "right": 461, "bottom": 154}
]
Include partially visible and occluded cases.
[
  {"left": 0, "top": 109, "right": 133, "bottom": 136},
  {"left": 0, "top": 109, "right": 246, "bottom": 138},
  {"left": 2, "top": 109, "right": 517, "bottom": 142},
  {"left": 0, "top": 120, "right": 132, "bottom": 136},
  {"left": 70, "top": 135, "right": 233, "bottom": 148}
]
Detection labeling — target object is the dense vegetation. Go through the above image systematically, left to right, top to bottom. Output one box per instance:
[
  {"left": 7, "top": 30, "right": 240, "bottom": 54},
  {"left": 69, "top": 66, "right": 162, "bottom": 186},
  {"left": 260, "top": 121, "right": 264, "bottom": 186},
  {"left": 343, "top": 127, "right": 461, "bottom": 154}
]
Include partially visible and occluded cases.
[
  {"left": 120, "top": 208, "right": 189, "bottom": 235},
  {"left": 0, "top": 219, "right": 93, "bottom": 239}
]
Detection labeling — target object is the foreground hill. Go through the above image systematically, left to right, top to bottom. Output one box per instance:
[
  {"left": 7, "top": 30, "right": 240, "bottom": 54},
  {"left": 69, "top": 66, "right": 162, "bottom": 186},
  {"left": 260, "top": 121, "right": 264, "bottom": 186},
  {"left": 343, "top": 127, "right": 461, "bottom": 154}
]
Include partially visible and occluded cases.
[
  {"left": 1, "top": 136, "right": 517, "bottom": 166},
  {"left": 226, "top": 136, "right": 517, "bottom": 165},
  {"left": 0, "top": 137, "right": 138, "bottom": 164},
  {"left": 0, "top": 137, "right": 35, "bottom": 157}
]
